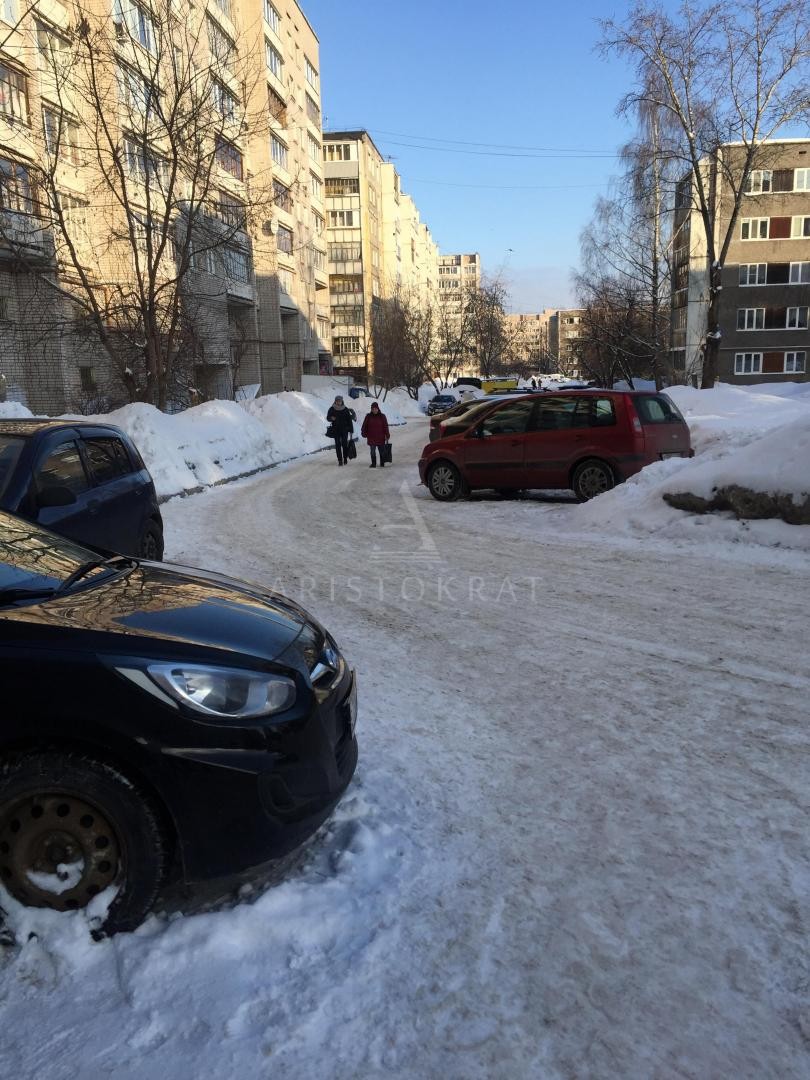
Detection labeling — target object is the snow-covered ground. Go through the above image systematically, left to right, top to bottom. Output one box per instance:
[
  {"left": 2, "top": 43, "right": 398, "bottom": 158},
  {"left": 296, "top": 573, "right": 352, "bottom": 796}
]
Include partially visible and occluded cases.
[{"left": 2, "top": 384, "right": 810, "bottom": 1078}]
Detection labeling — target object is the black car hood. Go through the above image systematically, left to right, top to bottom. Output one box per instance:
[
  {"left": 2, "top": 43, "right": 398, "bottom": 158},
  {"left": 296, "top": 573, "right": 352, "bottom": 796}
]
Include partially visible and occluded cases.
[{"left": 2, "top": 561, "right": 308, "bottom": 662}]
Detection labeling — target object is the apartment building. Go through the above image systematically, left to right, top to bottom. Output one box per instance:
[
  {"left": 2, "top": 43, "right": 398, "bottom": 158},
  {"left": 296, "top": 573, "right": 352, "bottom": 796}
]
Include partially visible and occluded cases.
[
  {"left": 0, "top": 0, "right": 327, "bottom": 414},
  {"left": 321, "top": 129, "right": 385, "bottom": 379},
  {"left": 671, "top": 139, "right": 810, "bottom": 385},
  {"left": 380, "top": 163, "right": 437, "bottom": 307},
  {"left": 437, "top": 252, "right": 480, "bottom": 316},
  {"left": 504, "top": 310, "right": 556, "bottom": 369},
  {"left": 548, "top": 310, "right": 584, "bottom": 377}
]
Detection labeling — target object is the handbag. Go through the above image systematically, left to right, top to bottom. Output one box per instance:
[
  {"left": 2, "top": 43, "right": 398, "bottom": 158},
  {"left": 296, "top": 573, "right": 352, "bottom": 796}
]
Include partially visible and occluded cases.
[
  {"left": 325, "top": 423, "right": 336, "bottom": 438},
  {"left": 346, "top": 438, "right": 357, "bottom": 459},
  {"left": 380, "top": 441, "right": 392, "bottom": 465}
]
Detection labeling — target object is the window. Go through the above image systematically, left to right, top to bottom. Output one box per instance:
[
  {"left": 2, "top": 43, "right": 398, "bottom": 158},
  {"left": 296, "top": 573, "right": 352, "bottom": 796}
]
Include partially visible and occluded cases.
[
  {"left": 1, "top": 0, "right": 16, "bottom": 24},
  {"left": 113, "top": 0, "right": 155, "bottom": 53},
  {"left": 212, "top": 0, "right": 230, "bottom": 17},
  {"left": 263, "top": 0, "right": 279, "bottom": 32},
  {"left": 207, "top": 16, "right": 235, "bottom": 71},
  {"left": 36, "top": 23, "right": 70, "bottom": 69},
  {"left": 265, "top": 40, "right": 282, "bottom": 79},
  {"left": 305, "top": 58, "right": 318, "bottom": 91},
  {"left": 0, "top": 63, "right": 28, "bottom": 123},
  {"left": 118, "top": 64, "right": 152, "bottom": 115},
  {"left": 212, "top": 80, "right": 238, "bottom": 121},
  {"left": 267, "top": 86, "right": 286, "bottom": 124},
  {"left": 305, "top": 93, "right": 320, "bottom": 126},
  {"left": 43, "top": 109, "right": 81, "bottom": 165},
  {"left": 307, "top": 133, "right": 320, "bottom": 164},
  {"left": 215, "top": 135, "right": 242, "bottom": 179},
  {"left": 271, "top": 135, "right": 287, "bottom": 169},
  {"left": 123, "top": 138, "right": 166, "bottom": 188},
  {"left": 324, "top": 143, "right": 352, "bottom": 162},
  {"left": 0, "top": 157, "right": 34, "bottom": 213},
  {"left": 794, "top": 169, "right": 810, "bottom": 192},
  {"left": 744, "top": 170, "right": 772, "bottom": 194},
  {"left": 310, "top": 172, "right": 322, "bottom": 200},
  {"left": 326, "top": 177, "right": 359, "bottom": 195},
  {"left": 273, "top": 179, "right": 292, "bottom": 212},
  {"left": 218, "top": 191, "right": 245, "bottom": 229},
  {"left": 57, "top": 192, "right": 88, "bottom": 233},
  {"left": 312, "top": 210, "right": 324, "bottom": 235},
  {"left": 329, "top": 210, "right": 354, "bottom": 227},
  {"left": 791, "top": 216, "right": 810, "bottom": 238},
  {"left": 741, "top": 218, "right": 768, "bottom": 240},
  {"left": 276, "top": 224, "right": 293, "bottom": 254},
  {"left": 329, "top": 242, "right": 361, "bottom": 261},
  {"left": 191, "top": 244, "right": 216, "bottom": 274},
  {"left": 222, "top": 245, "right": 250, "bottom": 282},
  {"left": 312, "top": 247, "right": 325, "bottom": 271},
  {"left": 790, "top": 262, "right": 810, "bottom": 284},
  {"left": 738, "top": 263, "right": 766, "bottom": 286},
  {"left": 331, "top": 275, "right": 362, "bottom": 294},
  {"left": 331, "top": 306, "right": 363, "bottom": 325},
  {"left": 786, "top": 307, "right": 808, "bottom": 329},
  {"left": 737, "top": 308, "right": 765, "bottom": 330},
  {"left": 333, "top": 336, "right": 361, "bottom": 355},
  {"left": 785, "top": 351, "right": 806, "bottom": 373},
  {"left": 734, "top": 352, "right": 762, "bottom": 374},
  {"left": 78, "top": 365, "right": 96, "bottom": 393},
  {"left": 633, "top": 395, "right": 683, "bottom": 425},
  {"left": 481, "top": 400, "right": 535, "bottom": 436},
  {"left": 84, "top": 438, "right": 133, "bottom": 483},
  {"left": 36, "top": 442, "right": 89, "bottom": 497}
]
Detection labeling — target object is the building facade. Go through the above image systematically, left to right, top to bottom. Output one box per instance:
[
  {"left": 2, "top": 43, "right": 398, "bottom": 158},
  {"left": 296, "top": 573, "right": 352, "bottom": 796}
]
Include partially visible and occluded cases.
[
  {"left": 0, "top": 0, "right": 328, "bottom": 414},
  {"left": 671, "top": 139, "right": 810, "bottom": 385},
  {"left": 548, "top": 309, "right": 584, "bottom": 376},
  {"left": 504, "top": 310, "right": 556, "bottom": 370}
]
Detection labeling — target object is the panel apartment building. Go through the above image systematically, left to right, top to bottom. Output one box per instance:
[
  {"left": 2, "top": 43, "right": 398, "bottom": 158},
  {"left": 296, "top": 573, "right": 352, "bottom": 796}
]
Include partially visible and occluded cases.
[
  {"left": 0, "top": 0, "right": 328, "bottom": 414},
  {"left": 322, "top": 129, "right": 438, "bottom": 380},
  {"left": 671, "top": 139, "right": 810, "bottom": 385}
]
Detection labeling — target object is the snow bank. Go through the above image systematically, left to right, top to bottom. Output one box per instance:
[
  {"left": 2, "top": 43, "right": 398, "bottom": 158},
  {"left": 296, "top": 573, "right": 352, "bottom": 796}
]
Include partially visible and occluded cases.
[{"left": 0, "top": 389, "right": 420, "bottom": 501}]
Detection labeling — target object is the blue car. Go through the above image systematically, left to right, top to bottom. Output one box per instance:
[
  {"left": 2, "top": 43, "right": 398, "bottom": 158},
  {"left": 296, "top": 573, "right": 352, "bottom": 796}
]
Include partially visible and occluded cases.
[{"left": 0, "top": 419, "right": 163, "bottom": 559}]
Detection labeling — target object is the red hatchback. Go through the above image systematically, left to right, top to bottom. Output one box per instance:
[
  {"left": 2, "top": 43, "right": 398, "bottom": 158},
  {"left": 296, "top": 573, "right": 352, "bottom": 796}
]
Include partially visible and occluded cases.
[{"left": 419, "top": 390, "right": 693, "bottom": 502}]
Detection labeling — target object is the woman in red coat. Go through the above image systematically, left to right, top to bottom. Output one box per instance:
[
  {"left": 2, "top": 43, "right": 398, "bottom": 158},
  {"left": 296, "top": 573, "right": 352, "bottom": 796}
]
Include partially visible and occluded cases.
[{"left": 360, "top": 401, "right": 390, "bottom": 468}]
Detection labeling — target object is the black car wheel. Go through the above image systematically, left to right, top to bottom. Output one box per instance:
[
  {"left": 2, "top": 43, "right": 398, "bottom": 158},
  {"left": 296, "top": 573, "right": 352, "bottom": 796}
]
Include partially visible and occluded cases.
[
  {"left": 572, "top": 459, "right": 615, "bottom": 502},
  {"left": 427, "top": 462, "right": 463, "bottom": 501},
  {"left": 140, "top": 520, "right": 164, "bottom": 561},
  {"left": 0, "top": 753, "right": 169, "bottom": 935}
]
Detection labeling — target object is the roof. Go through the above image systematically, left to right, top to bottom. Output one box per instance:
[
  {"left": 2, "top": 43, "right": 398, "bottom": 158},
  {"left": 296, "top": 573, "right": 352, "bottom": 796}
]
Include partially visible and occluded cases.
[{"left": 0, "top": 419, "right": 120, "bottom": 436}]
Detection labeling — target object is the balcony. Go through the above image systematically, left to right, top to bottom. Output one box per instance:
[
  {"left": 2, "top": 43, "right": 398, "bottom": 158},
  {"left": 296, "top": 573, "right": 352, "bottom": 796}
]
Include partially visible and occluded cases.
[{"left": 0, "top": 211, "right": 55, "bottom": 264}]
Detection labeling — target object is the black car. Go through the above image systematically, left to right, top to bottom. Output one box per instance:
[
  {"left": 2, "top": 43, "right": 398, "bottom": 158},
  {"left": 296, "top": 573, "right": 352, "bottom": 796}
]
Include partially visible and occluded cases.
[
  {"left": 426, "top": 394, "right": 457, "bottom": 416},
  {"left": 0, "top": 419, "right": 164, "bottom": 559},
  {"left": 0, "top": 511, "right": 357, "bottom": 933}
]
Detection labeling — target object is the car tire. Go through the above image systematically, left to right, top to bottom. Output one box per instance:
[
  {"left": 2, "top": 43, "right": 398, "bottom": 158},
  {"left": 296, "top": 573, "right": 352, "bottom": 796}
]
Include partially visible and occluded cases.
[
  {"left": 572, "top": 459, "right": 615, "bottom": 502},
  {"left": 427, "top": 461, "right": 463, "bottom": 501},
  {"left": 139, "top": 520, "right": 164, "bottom": 560},
  {"left": 0, "top": 752, "right": 169, "bottom": 935}
]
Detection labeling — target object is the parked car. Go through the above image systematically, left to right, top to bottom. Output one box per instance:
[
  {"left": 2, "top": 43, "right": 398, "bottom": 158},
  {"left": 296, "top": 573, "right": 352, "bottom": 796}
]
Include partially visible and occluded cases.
[
  {"left": 348, "top": 386, "right": 370, "bottom": 399},
  {"left": 419, "top": 390, "right": 693, "bottom": 502},
  {"left": 425, "top": 394, "right": 457, "bottom": 416},
  {"left": 428, "top": 395, "right": 531, "bottom": 442},
  {"left": 0, "top": 420, "right": 163, "bottom": 559},
  {"left": 0, "top": 510, "right": 357, "bottom": 933}
]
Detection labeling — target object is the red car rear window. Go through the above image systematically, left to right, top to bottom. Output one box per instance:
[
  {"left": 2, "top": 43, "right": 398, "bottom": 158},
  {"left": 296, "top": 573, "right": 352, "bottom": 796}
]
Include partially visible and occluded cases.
[{"left": 634, "top": 394, "right": 685, "bottom": 425}]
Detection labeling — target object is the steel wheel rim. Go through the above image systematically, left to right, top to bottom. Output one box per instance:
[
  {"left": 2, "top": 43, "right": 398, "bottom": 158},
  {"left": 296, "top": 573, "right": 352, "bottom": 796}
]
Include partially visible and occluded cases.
[
  {"left": 430, "top": 466, "right": 456, "bottom": 498},
  {"left": 578, "top": 466, "right": 610, "bottom": 499},
  {"left": 0, "top": 793, "right": 121, "bottom": 911}
]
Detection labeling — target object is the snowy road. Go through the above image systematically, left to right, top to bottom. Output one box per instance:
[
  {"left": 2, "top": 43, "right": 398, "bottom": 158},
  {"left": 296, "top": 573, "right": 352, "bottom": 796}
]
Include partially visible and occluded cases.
[{"left": 4, "top": 419, "right": 810, "bottom": 1079}]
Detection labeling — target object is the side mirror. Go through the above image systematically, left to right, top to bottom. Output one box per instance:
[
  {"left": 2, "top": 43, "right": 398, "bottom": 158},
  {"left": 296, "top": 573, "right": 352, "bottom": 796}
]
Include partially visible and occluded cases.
[{"left": 37, "top": 484, "right": 77, "bottom": 509}]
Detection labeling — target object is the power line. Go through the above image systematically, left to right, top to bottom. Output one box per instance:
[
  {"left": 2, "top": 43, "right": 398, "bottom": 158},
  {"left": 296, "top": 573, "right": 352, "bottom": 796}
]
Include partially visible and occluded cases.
[
  {"left": 369, "top": 128, "right": 617, "bottom": 156},
  {"left": 374, "top": 138, "right": 619, "bottom": 161},
  {"left": 406, "top": 178, "right": 608, "bottom": 191}
]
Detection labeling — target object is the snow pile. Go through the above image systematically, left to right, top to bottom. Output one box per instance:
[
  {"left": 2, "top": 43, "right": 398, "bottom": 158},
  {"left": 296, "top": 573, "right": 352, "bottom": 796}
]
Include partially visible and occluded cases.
[
  {"left": 570, "top": 381, "right": 810, "bottom": 550},
  {"left": 1, "top": 388, "right": 418, "bottom": 501}
]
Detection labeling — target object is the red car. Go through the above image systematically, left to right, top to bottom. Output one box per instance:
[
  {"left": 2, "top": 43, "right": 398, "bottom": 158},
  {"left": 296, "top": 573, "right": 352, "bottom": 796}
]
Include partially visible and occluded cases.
[{"left": 419, "top": 390, "right": 693, "bottom": 502}]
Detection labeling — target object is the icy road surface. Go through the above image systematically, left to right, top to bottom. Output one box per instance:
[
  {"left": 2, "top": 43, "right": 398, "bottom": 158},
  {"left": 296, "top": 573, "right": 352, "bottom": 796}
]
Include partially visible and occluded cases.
[{"left": 3, "top": 419, "right": 809, "bottom": 1080}]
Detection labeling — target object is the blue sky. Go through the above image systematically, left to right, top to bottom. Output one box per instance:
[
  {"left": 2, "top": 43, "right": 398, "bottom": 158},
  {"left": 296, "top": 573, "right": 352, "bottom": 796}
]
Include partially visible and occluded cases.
[{"left": 302, "top": 0, "right": 641, "bottom": 312}]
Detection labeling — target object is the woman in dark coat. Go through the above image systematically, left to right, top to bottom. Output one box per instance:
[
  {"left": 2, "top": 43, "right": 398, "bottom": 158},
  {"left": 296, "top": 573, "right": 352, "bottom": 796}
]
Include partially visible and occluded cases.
[
  {"left": 326, "top": 396, "right": 355, "bottom": 466},
  {"left": 360, "top": 401, "right": 390, "bottom": 467}
]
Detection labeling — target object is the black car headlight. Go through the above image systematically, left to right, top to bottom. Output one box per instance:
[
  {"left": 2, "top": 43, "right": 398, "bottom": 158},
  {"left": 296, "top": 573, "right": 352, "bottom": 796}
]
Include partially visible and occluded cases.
[{"left": 116, "top": 663, "right": 296, "bottom": 721}]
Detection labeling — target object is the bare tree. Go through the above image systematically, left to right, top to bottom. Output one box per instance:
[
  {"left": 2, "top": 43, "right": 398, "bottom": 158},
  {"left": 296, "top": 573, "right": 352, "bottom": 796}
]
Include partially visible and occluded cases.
[
  {"left": 3, "top": 0, "right": 269, "bottom": 409},
  {"left": 601, "top": 0, "right": 810, "bottom": 387}
]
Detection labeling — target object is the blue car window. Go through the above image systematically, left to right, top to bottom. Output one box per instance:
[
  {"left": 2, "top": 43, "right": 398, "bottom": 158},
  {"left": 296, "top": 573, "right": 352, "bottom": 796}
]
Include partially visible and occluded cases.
[
  {"left": 0, "top": 435, "right": 25, "bottom": 501},
  {"left": 84, "top": 437, "right": 133, "bottom": 484},
  {"left": 36, "top": 441, "right": 90, "bottom": 497}
]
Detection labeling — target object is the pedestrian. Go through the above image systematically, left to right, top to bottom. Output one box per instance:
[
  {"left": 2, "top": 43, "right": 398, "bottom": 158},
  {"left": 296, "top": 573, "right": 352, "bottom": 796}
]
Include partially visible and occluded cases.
[
  {"left": 326, "top": 395, "right": 355, "bottom": 466},
  {"left": 360, "top": 400, "right": 390, "bottom": 468}
]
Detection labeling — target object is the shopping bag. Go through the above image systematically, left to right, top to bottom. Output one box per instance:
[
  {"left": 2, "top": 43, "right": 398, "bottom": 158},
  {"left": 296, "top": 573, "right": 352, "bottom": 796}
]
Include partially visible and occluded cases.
[
  {"left": 346, "top": 438, "right": 357, "bottom": 459},
  {"left": 380, "top": 441, "right": 392, "bottom": 465}
]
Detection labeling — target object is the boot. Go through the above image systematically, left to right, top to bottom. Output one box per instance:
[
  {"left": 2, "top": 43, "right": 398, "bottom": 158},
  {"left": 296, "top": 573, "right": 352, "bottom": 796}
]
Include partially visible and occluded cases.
[{"left": 369, "top": 462, "right": 376, "bottom": 468}]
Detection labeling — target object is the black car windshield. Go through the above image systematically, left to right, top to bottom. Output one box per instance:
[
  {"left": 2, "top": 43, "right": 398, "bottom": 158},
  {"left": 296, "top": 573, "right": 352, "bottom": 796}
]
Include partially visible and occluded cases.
[
  {"left": 0, "top": 435, "right": 25, "bottom": 501},
  {"left": 0, "top": 512, "right": 108, "bottom": 599}
]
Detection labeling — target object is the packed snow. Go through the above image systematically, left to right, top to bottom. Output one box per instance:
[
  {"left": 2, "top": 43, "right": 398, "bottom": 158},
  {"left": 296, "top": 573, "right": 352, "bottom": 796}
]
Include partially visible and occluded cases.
[{"left": 1, "top": 381, "right": 809, "bottom": 1078}]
